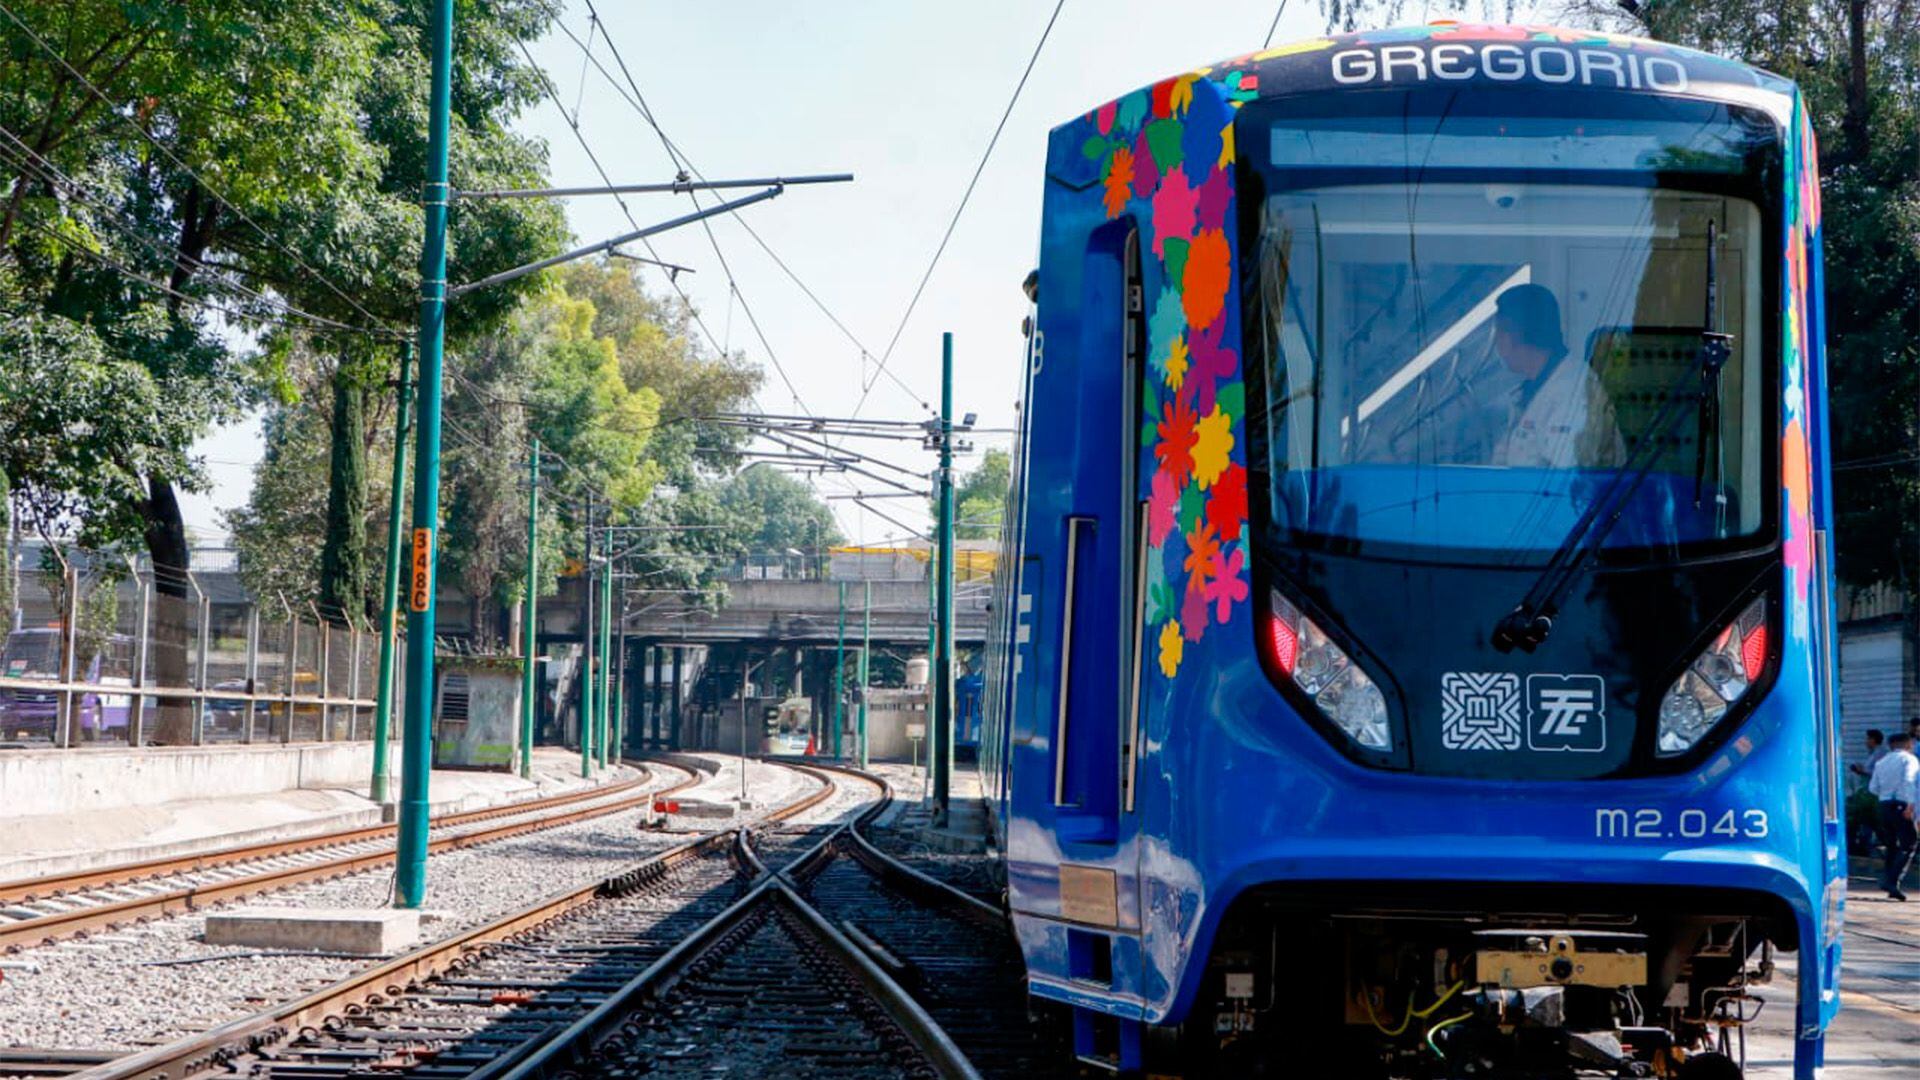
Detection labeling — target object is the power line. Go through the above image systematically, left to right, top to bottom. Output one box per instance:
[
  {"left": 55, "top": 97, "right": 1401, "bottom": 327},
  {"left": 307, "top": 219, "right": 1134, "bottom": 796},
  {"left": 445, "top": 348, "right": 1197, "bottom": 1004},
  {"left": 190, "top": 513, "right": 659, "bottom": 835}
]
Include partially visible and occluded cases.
[
  {"left": 0, "top": 0, "right": 400, "bottom": 334},
  {"left": 854, "top": 0, "right": 1068, "bottom": 421},
  {"left": 559, "top": 2, "right": 820, "bottom": 413},
  {"left": 0, "top": 127, "right": 393, "bottom": 340}
]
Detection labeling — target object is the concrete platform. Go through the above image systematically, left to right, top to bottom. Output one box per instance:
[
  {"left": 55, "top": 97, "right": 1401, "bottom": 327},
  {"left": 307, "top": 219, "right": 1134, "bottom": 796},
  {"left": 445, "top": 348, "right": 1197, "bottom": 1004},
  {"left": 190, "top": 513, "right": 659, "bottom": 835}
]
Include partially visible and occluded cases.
[
  {"left": 0, "top": 748, "right": 634, "bottom": 885},
  {"left": 204, "top": 907, "right": 420, "bottom": 955}
]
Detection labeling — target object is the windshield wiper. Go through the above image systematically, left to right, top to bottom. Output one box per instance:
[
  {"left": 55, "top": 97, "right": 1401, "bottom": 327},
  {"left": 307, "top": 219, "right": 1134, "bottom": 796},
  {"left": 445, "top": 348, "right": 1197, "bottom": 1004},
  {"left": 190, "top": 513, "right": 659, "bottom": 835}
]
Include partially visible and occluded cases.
[{"left": 1492, "top": 219, "right": 1732, "bottom": 654}]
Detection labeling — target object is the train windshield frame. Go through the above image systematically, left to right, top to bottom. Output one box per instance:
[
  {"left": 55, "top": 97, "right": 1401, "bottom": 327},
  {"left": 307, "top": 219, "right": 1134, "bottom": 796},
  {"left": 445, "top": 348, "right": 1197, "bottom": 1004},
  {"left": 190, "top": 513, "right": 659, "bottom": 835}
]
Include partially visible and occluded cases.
[{"left": 1237, "top": 88, "right": 1784, "bottom": 567}]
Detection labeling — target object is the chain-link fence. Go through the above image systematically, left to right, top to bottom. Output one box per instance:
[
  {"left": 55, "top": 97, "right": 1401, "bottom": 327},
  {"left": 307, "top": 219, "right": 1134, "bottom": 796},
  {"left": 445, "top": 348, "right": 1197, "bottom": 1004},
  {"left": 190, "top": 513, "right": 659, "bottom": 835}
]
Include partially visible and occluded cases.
[{"left": 0, "top": 547, "right": 401, "bottom": 748}]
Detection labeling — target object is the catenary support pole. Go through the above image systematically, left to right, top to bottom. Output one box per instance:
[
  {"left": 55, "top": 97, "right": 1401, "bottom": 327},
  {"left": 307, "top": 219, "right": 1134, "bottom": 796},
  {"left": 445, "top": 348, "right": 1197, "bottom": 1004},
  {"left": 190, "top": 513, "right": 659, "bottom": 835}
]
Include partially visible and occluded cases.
[
  {"left": 395, "top": 0, "right": 453, "bottom": 910},
  {"left": 933, "top": 332, "right": 956, "bottom": 827},
  {"left": 372, "top": 343, "right": 413, "bottom": 804},
  {"left": 519, "top": 438, "right": 539, "bottom": 779},
  {"left": 580, "top": 496, "right": 596, "bottom": 778},
  {"left": 599, "top": 525, "right": 614, "bottom": 768},
  {"left": 833, "top": 581, "right": 846, "bottom": 759},
  {"left": 858, "top": 581, "right": 871, "bottom": 769}
]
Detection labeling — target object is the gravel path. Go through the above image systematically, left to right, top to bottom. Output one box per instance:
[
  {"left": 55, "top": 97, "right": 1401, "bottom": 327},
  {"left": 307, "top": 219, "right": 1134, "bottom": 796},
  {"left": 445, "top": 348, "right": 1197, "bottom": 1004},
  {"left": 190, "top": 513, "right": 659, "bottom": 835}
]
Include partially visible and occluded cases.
[{"left": 0, "top": 755, "right": 817, "bottom": 1052}]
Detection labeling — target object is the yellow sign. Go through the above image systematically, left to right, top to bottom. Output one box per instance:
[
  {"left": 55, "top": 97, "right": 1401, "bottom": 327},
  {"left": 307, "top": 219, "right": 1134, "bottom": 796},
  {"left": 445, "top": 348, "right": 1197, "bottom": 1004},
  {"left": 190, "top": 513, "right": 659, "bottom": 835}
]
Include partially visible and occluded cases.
[{"left": 409, "top": 528, "right": 433, "bottom": 612}]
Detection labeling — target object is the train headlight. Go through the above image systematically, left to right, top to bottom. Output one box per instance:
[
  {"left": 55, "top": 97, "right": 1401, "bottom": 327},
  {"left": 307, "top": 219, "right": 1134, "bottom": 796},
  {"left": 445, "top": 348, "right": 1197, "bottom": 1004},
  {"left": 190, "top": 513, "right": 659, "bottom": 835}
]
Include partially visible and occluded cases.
[
  {"left": 1264, "top": 592, "right": 1391, "bottom": 751},
  {"left": 1657, "top": 596, "right": 1767, "bottom": 756}
]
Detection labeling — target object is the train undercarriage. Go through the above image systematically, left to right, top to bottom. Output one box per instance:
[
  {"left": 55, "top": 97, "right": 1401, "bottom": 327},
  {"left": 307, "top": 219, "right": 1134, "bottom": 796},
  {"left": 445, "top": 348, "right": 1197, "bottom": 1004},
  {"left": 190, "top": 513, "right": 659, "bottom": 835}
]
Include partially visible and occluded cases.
[{"left": 1162, "top": 883, "right": 1797, "bottom": 1079}]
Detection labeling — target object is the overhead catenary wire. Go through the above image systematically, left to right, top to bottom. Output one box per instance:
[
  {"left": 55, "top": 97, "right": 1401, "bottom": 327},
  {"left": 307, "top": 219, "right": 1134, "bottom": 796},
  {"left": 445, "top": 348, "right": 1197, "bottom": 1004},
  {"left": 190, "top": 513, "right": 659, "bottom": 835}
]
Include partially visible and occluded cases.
[
  {"left": 0, "top": 0, "right": 401, "bottom": 335},
  {"left": 853, "top": 0, "right": 1068, "bottom": 422},
  {"left": 563, "top": 1, "right": 907, "bottom": 412},
  {"left": 545, "top": 3, "right": 817, "bottom": 415}
]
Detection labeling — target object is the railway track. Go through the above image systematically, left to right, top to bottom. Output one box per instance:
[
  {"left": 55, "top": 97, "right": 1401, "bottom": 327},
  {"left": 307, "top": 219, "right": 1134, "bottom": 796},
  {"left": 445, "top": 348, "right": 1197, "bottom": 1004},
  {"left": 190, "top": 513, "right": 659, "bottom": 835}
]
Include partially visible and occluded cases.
[
  {"left": 35, "top": 761, "right": 1041, "bottom": 1080},
  {"left": 0, "top": 765, "right": 686, "bottom": 953}
]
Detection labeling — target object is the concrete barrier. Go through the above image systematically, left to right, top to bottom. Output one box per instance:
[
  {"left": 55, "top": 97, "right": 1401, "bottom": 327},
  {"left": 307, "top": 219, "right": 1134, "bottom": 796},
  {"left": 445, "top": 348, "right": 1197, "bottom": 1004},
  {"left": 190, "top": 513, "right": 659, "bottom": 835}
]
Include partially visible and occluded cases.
[{"left": 0, "top": 741, "right": 401, "bottom": 818}]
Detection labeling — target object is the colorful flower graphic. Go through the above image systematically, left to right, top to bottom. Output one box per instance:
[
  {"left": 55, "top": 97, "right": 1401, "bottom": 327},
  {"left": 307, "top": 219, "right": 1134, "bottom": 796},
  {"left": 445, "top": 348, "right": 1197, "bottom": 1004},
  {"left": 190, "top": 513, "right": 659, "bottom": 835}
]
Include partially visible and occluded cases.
[
  {"left": 1103, "top": 145, "right": 1134, "bottom": 218},
  {"left": 1150, "top": 169, "right": 1198, "bottom": 257},
  {"left": 1183, "top": 228, "right": 1232, "bottom": 331},
  {"left": 1147, "top": 286, "right": 1185, "bottom": 381},
  {"left": 1165, "top": 336, "right": 1189, "bottom": 391},
  {"left": 1155, "top": 396, "right": 1199, "bottom": 482},
  {"left": 1191, "top": 405, "right": 1235, "bottom": 490},
  {"left": 1207, "top": 463, "right": 1248, "bottom": 541},
  {"left": 1148, "top": 469, "right": 1180, "bottom": 545},
  {"left": 1183, "top": 520, "right": 1221, "bottom": 595},
  {"left": 1206, "top": 547, "right": 1249, "bottom": 622},
  {"left": 1181, "top": 585, "right": 1210, "bottom": 641},
  {"left": 1157, "top": 619, "right": 1183, "bottom": 677}
]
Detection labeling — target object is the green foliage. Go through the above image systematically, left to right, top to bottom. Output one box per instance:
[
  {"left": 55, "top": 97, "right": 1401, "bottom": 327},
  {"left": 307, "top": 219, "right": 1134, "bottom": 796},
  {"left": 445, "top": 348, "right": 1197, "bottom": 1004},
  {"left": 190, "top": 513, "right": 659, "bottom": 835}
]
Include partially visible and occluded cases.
[
  {"left": 951, "top": 447, "right": 1010, "bottom": 541},
  {"left": 717, "top": 465, "right": 844, "bottom": 554}
]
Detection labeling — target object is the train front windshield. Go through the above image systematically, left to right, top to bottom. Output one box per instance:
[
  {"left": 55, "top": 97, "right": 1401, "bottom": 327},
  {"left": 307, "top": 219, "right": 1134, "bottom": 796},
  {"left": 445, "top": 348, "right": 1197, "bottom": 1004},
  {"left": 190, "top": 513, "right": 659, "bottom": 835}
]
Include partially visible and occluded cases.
[{"left": 1245, "top": 90, "right": 1780, "bottom": 564}]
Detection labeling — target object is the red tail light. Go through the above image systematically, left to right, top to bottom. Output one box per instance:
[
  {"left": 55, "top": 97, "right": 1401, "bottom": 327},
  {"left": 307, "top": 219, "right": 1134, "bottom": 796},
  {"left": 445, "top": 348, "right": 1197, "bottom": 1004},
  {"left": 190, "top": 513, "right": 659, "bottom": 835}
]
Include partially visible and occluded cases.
[
  {"left": 1264, "top": 614, "right": 1299, "bottom": 675},
  {"left": 1740, "top": 623, "right": 1767, "bottom": 683}
]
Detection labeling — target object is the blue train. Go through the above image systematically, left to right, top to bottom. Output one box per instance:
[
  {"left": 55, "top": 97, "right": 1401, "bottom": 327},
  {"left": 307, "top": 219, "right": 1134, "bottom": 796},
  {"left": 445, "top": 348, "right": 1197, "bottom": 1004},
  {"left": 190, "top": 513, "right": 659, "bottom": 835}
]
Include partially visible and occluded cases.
[{"left": 977, "top": 23, "right": 1845, "bottom": 1079}]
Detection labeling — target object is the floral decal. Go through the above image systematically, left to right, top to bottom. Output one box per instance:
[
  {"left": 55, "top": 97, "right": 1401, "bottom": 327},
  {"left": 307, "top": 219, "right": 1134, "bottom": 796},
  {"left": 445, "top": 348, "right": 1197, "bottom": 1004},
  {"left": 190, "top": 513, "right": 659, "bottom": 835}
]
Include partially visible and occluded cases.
[
  {"left": 1072, "top": 70, "right": 1253, "bottom": 678},
  {"left": 1780, "top": 102, "right": 1821, "bottom": 638}
]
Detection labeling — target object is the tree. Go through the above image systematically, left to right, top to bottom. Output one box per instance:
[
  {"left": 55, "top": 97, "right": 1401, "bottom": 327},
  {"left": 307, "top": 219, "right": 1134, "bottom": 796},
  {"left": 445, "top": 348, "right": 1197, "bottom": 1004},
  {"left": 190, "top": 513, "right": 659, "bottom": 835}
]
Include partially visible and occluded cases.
[
  {"left": 949, "top": 448, "right": 1010, "bottom": 541},
  {"left": 717, "top": 466, "right": 843, "bottom": 556}
]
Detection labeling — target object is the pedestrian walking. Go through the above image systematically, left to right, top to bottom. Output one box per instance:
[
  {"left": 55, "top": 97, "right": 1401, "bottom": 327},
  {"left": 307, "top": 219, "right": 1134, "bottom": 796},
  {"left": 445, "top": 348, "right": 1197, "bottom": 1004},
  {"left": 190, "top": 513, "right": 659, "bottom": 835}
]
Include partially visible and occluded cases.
[
  {"left": 1850, "top": 729, "right": 1889, "bottom": 853},
  {"left": 1868, "top": 732, "right": 1920, "bottom": 900}
]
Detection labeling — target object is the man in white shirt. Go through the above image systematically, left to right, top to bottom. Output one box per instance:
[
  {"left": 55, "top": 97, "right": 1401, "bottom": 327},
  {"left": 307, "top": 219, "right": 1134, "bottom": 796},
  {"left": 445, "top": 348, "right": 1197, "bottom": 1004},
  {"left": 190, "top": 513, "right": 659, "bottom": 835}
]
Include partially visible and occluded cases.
[
  {"left": 1488, "top": 284, "right": 1627, "bottom": 470},
  {"left": 1868, "top": 732, "right": 1919, "bottom": 899}
]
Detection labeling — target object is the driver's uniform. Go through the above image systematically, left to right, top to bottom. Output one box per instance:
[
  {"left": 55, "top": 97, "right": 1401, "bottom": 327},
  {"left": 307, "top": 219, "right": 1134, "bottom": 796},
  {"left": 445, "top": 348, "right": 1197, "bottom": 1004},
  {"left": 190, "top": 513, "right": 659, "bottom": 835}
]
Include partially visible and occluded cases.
[{"left": 1493, "top": 358, "right": 1627, "bottom": 468}]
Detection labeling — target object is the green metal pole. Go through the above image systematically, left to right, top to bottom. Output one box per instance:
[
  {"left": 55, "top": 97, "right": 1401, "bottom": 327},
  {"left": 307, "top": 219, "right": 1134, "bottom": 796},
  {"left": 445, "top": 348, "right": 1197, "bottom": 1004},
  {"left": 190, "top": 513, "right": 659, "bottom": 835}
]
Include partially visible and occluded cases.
[
  {"left": 395, "top": 0, "right": 453, "bottom": 910},
  {"left": 933, "top": 332, "right": 956, "bottom": 826},
  {"left": 371, "top": 343, "right": 413, "bottom": 805},
  {"left": 519, "top": 439, "right": 539, "bottom": 780},
  {"left": 580, "top": 498, "right": 595, "bottom": 778},
  {"left": 599, "top": 525, "right": 613, "bottom": 768},
  {"left": 833, "top": 581, "right": 845, "bottom": 759},
  {"left": 858, "top": 581, "right": 870, "bottom": 769},
  {"left": 613, "top": 620, "right": 627, "bottom": 765}
]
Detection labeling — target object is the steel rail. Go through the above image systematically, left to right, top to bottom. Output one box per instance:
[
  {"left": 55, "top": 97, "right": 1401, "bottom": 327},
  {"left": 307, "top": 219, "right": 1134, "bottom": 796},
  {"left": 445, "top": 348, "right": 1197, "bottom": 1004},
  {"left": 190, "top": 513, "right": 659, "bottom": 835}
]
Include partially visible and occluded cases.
[
  {"left": 64, "top": 757, "right": 836, "bottom": 1080},
  {"left": 490, "top": 766, "right": 979, "bottom": 1080},
  {"left": 0, "top": 768, "right": 684, "bottom": 951},
  {"left": 0, "top": 772, "right": 654, "bottom": 905}
]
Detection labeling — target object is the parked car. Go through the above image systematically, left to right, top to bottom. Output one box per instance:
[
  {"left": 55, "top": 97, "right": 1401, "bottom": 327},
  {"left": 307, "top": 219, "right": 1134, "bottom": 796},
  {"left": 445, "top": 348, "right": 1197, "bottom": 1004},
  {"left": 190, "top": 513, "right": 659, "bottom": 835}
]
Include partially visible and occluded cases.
[{"left": 0, "top": 627, "right": 134, "bottom": 742}]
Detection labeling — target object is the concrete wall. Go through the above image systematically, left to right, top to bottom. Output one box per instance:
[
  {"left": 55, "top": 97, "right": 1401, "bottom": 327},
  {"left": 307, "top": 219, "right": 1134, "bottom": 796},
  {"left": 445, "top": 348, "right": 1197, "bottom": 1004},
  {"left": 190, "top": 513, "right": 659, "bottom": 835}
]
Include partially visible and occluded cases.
[{"left": 0, "top": 740, "right": 400, "bottom": 817}]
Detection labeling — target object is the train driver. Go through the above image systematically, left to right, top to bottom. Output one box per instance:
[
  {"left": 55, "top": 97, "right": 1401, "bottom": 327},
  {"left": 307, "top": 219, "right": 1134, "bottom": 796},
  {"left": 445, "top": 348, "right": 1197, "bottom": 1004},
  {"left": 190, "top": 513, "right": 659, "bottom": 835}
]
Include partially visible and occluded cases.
[{"left": 1488, "top": 283, "right": 1626, "bottom": 470}]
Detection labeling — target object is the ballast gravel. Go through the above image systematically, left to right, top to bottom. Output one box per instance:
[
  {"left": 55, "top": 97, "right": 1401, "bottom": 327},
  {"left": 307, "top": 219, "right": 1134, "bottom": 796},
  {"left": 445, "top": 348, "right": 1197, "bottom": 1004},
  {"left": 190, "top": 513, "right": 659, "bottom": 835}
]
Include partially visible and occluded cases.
[{"left": 0, "top": 755, "right": 818, "bottom": 1051}]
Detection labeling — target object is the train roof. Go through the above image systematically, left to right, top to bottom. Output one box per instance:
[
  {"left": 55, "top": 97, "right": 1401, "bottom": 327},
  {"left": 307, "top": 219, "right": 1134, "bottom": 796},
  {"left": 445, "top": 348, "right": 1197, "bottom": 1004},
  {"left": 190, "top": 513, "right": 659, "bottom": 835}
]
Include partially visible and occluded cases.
[{"left": 1060, "top": 23, "right": 1799, "bottom": 147}]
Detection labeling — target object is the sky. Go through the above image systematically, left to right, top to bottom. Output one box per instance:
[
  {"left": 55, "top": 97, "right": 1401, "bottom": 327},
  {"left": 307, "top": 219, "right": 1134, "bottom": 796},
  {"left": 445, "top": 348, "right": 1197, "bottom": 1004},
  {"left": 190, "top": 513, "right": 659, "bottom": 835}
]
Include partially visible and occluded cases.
[{"left": 178, "top": 1, "right": 1527, "bottom": 546}]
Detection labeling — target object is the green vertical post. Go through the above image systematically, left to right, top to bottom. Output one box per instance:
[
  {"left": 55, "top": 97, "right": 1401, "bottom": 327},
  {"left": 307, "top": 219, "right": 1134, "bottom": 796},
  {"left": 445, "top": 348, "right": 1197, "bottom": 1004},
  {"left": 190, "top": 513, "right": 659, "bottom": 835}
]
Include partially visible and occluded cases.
[
  {"left": 395, "top": 0, "right": 454, "bottom": 910},
  {"left": 933, "top": 332, "right": 956, "bottom": 826},
  {"left": 371, "top": 343, "right": 413, "bottom": 804},
  {"left": 519, "top": 438, "right": 539, "bottom": 780},
  {"left": 580, "top": 499, "right": 595, "bottom": 778},
  {"left": 599, "top": 525, "right": 614, "bottom": 767},
  {"left": 833, "top": 581, "right": 846, "bottom": 759},
  {"left": 858, "top": 581, "right": 871, "bottom": 769},
  {"left": 613, "top": 621, "right": 627, "bottom": 764}
]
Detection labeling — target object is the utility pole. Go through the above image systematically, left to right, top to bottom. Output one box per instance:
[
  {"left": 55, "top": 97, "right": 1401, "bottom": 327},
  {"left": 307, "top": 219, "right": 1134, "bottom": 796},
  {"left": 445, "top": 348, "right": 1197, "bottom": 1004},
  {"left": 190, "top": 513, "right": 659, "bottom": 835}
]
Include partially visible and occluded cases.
[
  {"left": 395, "top": 0, "right": 453, "bottom": 910},
  {"left": 932, "top": 332, "right": 956, "bottom": 827},
  {"left": 371, "top": 343, "right": 413, "bottom": 805},
  {"left": 519, "top": 438, "right": 539, "bottom": 780},
  {"left": 580, "top": 496, "right": 596, "bottom": 778},
  {"left": 833, "top": 581, "right": 846, "bottom": 759},
  {"left": 858, "top": 581, "right": 871, "bottom": 769}
]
